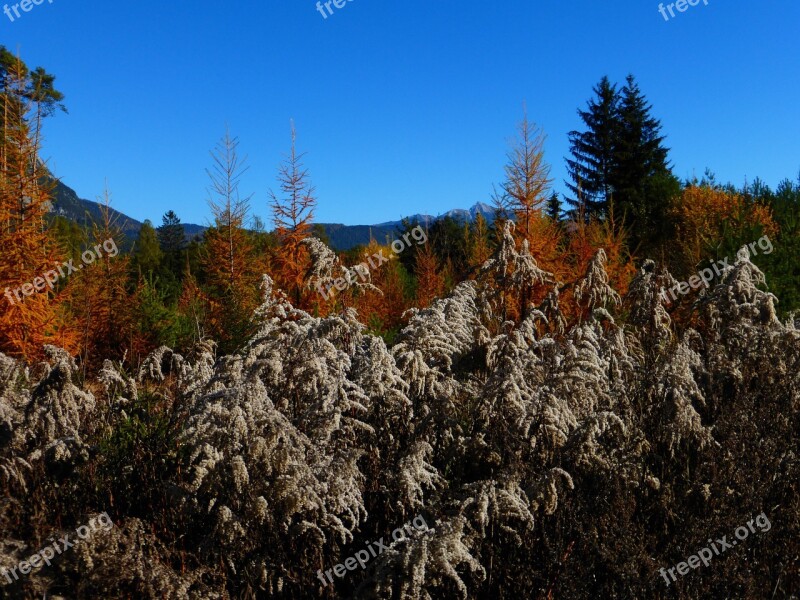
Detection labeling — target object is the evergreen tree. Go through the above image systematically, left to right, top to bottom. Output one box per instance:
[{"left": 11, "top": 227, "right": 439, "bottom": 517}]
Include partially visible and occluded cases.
[
  {"left": 613, "top": 75, "right": 680, "bottom": 249},
  {"left": 565, "top": 76, "right": 620, "bottom": 219},
  {"left": 545, "top": 191, "right": 562, "bottom": 223},
  {"left": 157, "top": 210, "right": 186, "bottom": 299},
  {"left": 157, "top": 211, "right": 185, "bottom": 264},
  {"left": 51, "top": 215, "right": 87, "bottom": 259},
  {"left": 428, "top": 216, "right": 470, "bottom": 279},
  {"left": 395, "top": 218, "right": 424, "bottom": 274},
  {"left": 133, "top": 220, "right": 163, "bottom": 278}
]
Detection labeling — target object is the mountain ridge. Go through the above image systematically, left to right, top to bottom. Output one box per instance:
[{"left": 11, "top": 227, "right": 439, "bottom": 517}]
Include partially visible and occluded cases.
[{"left": 49, "top": 178, "right": 496, "bottom": 251}]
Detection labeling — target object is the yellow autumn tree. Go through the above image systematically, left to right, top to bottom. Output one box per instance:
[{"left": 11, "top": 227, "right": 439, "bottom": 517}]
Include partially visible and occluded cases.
[
  {"left": 671, "top": 185, "right": 777, "bottom": 271},
  {"left": 467, "top": 213, "right": 493, "bottom": 272},
  {"left": 414, "top": 240, "right": 446, "bottom": 308}
]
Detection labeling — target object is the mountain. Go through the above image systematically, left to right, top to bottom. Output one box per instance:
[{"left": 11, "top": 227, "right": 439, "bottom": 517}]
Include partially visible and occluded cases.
[
  {"left": 48, "top": 178, "right": 206, "bottom": 244},
  {"left": 49, "top": 178, "right": 496, "bottom": 251},
  {"left": 49, "top": 178, "right": 143, "bottom": 238},
  {"left": 442, "top": 201, "right": 495, "bottom": 223},
  {"left": 372, "top": 202, "right": 494, "bottom": 230},
  {"left": 320, "top": 223, "right": 398, "bottom": 251}
]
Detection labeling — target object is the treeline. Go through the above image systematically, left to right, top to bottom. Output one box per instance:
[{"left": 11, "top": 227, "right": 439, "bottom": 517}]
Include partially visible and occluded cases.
[{"left": 2, "top": 46, "right": 798, "bottom": 368}]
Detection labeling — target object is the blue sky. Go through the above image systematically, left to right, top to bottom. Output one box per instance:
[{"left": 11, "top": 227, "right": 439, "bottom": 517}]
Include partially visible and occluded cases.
[{"left": 2, "top": 0, "right": 799, "bottom": 226}]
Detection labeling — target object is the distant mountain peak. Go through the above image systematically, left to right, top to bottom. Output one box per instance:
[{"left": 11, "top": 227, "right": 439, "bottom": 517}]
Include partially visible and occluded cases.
[
  {"left": 51, "top": 176, "right": 496, "bottom": 252},
  {"left": 442, "top": 202, "right": 495, "bottom": 222}
]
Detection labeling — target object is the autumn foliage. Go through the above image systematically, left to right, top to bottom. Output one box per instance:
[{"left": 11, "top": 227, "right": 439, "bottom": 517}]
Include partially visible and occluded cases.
[{"left": 0, "top": 52, "right": 76, "bottom": 360}]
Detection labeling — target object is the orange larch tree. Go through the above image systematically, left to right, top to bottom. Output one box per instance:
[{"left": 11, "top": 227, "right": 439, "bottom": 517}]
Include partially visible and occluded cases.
[
  {"left": 0, "top": 51, "right": 75, "bottom": 361},
  {"left": 502, "top": 112, "right": 553, "bottom": 246},
  {"left": 269, "top": 122, "right": 316, "bottom": 308},
  {"left": 201, "top": 129, "right": 260, "bottom": 352},
  {"left": 66, "top": 186, "right": 131, "bottom": 368},
  {"left": 414, "top": 239, "right": 446, "bottom": 309}
]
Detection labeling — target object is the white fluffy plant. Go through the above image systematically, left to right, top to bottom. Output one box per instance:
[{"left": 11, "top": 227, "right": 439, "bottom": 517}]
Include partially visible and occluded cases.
[
  {"left": 478, "top": 220, "right": 553, "bottom": 322},
  {"left": 302, "top": 236, "right": 380, "bottom": 301},
  {"left": 688, "top": 249, "right": 799, "bottom": 431},
  {"left": 694, "top": 249, "right": 784, "bottom": 396},
  {"left": 624, "top": 259, "right": 676, "bottom": 347},
  {"left": 177, "top": 274, "right": 450, "bottom": 595},
  {"left": 177, "top": 275, "right": 379, "bottom": 593},
  {"left": 241, "top": 275, "right": 374, "bottom": 446},
  {"left": 393, "top": 281, "right": 490, "bottom": 401},
  {"left": 479, "top": 312, "right": 579, "bottom": 459},
  {"left": 648, "top": 337, "right": 714, "bottom": 457},
  {"left": 0, "top": 346, "right": 96, "bottom": 492},
  {"left": 0, "top": 347, "right": 98, "bottom": 596},
  {"left": 0, "top": 352, "right": 26, "bottom": 487},
  {"left": 355, "top": 516, "right": 485, "bottom": 600}
]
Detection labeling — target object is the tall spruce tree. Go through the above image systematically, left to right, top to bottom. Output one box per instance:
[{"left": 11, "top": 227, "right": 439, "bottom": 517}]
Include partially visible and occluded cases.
[
  {"left": 565, "top": 75, "right": 679, "bottom": 250},
  {"left": 613, "top": 75, "right": 679, "bottom": 249},
  {"left": 565, "top": 76, "right": 620, "bottom": 219},
  {"left": 545, "top": 191, "right": 562, "bottom": 223},
  {"left": 157, "top": 210, "right": 186, "bottom": 296},
  {"left": 158, "top": 210, "right": 185, "bottom": 258}
]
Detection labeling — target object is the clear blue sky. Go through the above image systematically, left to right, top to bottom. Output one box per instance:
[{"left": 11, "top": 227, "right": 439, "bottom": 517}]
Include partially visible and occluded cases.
[{"left": 3, "top": 0, "right": 799, "bottom": 227}]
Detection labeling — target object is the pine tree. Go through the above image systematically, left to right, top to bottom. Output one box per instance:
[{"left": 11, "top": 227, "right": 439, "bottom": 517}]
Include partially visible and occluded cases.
[
  {"left": 565, "top": 76, "right": 620, "bottom": 219},
  {"left": 157, "top": 210, "right": 185, "bottom": 294},
  {"left": 428, "top": 216, "right": 470, "bottom": 279}
]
